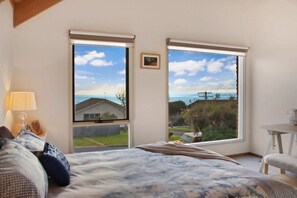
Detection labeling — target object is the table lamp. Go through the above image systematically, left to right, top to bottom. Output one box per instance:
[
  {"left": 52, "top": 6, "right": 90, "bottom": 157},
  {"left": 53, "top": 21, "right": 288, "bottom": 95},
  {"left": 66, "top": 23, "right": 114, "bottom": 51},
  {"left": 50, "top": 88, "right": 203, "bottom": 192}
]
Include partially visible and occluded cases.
[{"left": 10, "top": 92, "right": 37, "bottom": 129}]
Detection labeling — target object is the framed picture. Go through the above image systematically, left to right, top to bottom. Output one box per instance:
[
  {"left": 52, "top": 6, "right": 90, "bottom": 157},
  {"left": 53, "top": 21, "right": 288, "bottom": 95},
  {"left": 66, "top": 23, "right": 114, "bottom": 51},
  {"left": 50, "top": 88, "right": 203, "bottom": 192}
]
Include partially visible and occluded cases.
[{"left": 141, "top": 53, "right": 160, "bottom": 69}]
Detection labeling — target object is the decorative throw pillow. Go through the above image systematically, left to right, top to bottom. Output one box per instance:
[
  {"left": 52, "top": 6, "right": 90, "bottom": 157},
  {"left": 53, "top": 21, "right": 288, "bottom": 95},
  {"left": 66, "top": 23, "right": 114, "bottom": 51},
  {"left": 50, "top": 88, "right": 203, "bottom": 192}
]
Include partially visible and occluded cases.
[
  {"left": 31, "top": 120, "right": 44, "bottom": 135},
  {"left": 0, "top": 126, "right": 14, "bottom": 139},
  {"left": 13, "top": 130, "right": 45, "bottom": 152},
  {"left": 0, "top": 137, "right": 6, "bottom": 149},
  {"left": 0, "top": 139, "right": 48, "bottom": 198},
  {"left": 38, "top": 142, "right": 70, "bottom": 186}
]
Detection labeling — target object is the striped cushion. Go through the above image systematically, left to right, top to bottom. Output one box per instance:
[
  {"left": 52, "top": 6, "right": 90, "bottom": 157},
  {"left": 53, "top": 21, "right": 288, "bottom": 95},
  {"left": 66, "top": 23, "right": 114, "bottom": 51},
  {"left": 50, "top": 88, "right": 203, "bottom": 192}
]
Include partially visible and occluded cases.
[{"left": 0, "top": 138, "right": 48, "bottom": 198}]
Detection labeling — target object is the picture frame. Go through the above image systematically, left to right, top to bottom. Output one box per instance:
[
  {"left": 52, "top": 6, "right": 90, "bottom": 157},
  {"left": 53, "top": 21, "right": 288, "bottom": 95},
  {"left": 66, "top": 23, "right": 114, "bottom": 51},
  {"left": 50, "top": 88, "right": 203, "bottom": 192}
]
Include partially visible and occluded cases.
[{"left": 141, "top": 53, "right": 160, "bottom": 69}]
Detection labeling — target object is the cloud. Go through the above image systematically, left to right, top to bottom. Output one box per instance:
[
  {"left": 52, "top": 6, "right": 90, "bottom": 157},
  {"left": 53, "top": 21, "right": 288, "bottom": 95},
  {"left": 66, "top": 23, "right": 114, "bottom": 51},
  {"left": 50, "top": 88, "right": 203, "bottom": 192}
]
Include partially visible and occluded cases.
[
  {"left": 75, "top": 51, "right": 105, "bottom": 66},
  {"left": 75, "top": 56, "right": 88, "bottom": 65},
  {"left": 90, "top": 59, "right": 113, "bottom": 67},
  {"left": 169, "top": 60, "right": 206, "bottom": 76},
  {"left": 207, "top": 60, "right": 224, "bottom": 73},
  {"left": 225, "top": 63, "right": 237, "bottom": 76},
  {"left": 118, "top": 69, "right": 126, "bottom": 75},
  {"left": 75, "top": 74, "right": 95, "bottom": 80},
  {"left": 199, "top": 76, "right": 213, "bottom": 82},
  {"left": 174, "top": 78, "right": 187, "bottom": 85},
  {"left": 169, "top": 79, "right": 236, "bottom": 94},
  {"left": 221, "top": 79, "right": 235, "bottom": 89},
  {"left": 75, "top": 83, "right": 125, "bottom": 96},
  {"left": 116, "top": 83, "right": 125, "bottom": 88}
]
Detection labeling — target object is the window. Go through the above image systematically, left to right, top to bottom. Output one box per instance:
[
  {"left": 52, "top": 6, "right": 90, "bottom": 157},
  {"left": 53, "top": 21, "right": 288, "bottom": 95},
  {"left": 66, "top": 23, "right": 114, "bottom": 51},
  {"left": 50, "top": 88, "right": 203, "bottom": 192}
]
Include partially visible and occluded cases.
[
  {"left": 70, "top": 31, "right": 134, "bottom": 152},
  {"left": 167, "top": 39, "right": 247, "bottom": 144},
  {"left": 73, "top": 44, "right": 129, "bottom": 122}
]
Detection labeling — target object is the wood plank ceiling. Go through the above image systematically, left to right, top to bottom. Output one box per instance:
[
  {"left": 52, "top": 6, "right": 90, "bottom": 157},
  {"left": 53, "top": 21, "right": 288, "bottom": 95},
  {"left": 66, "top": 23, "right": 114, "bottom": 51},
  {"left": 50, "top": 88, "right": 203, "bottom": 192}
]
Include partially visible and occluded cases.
[{"left": 8, "top": 0, "right": 62, "bottom": 27}]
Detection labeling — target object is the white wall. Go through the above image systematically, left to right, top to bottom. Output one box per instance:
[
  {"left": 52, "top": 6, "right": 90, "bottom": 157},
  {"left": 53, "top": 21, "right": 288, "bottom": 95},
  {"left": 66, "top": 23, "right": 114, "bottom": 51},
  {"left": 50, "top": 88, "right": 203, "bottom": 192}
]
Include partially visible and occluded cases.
[
  {"left": 10, "top": 0, "right": 297, "bottom": 155},
  {"left": 0, "top": 1, "right": 13, "bottom": 128},
  {"left": 248, "top": 1, "right": 297, "bottom": 155}
]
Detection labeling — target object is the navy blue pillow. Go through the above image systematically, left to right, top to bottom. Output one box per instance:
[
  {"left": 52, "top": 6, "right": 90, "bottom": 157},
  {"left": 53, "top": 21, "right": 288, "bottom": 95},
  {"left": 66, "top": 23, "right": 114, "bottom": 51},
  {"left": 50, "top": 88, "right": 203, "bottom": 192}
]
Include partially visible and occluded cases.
[{"left": 38, "top": 142, "right": 70, "bottom": 186}]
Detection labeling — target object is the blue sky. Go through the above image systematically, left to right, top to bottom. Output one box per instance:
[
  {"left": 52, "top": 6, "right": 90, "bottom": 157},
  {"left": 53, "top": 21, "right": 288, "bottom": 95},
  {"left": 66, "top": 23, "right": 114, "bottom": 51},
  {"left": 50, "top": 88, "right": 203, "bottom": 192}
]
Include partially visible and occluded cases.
[
  {"left": 74, "top": 44, "right": 126, "bottom": 96},
  {"left": 74, "top": 45, "right": 238, "bottom": 97},
  {"left": 168, "top": 49, "right": 237, "bottom": 96}
]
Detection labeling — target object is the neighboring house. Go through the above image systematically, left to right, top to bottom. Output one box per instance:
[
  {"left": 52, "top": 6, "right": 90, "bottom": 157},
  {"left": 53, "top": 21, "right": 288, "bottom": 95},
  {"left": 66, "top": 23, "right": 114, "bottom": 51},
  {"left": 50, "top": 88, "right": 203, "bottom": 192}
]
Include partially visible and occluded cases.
[{"left": 75, "top": 98, "right": 125, "bottom": 121}]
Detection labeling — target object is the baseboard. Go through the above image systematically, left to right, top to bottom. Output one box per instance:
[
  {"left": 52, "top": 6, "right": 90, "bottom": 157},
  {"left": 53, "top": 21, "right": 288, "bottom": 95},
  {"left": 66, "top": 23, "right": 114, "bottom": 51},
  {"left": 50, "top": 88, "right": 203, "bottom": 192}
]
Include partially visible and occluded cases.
[{"left": 227, "top": 152, "right": 262, "bottom": 158}]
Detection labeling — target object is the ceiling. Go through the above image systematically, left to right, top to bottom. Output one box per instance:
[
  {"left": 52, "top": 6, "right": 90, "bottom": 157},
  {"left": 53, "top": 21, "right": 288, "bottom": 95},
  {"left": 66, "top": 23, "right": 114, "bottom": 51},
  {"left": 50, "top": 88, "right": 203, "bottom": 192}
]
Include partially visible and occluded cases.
[{"left": 6, "top": 0, "right": 62, "bottom": 27}]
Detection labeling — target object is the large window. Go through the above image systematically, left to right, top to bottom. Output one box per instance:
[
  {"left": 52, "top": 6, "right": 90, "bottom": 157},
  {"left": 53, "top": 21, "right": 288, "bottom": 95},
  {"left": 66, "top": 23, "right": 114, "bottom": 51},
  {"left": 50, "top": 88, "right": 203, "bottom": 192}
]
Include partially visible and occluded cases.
[
  {"left": 70, "top": 31, "right": 134, "bottom": 152},
  {"left": 167, "top": 39, "right": 247, "bottom": 144}
]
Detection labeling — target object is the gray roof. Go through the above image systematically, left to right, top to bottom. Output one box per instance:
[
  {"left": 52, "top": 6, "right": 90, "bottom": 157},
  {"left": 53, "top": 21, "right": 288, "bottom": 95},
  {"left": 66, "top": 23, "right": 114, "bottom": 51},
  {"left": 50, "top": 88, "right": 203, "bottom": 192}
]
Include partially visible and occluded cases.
[{"left": 75, "top": 98, "right": 124, "bottom": 112}]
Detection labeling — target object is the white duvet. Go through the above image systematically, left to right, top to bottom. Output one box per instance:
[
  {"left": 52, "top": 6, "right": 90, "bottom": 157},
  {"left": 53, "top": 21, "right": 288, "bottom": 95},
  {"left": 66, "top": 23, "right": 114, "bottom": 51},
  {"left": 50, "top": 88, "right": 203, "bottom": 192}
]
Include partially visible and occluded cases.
[{"left": 48, "top": 144, "right": 297, "bottom": 198}]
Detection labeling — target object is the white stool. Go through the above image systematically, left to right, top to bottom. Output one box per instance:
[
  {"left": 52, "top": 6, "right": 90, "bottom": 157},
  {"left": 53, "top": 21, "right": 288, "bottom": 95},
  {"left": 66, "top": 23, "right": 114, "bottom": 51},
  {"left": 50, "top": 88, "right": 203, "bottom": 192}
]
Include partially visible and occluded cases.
[{"left": 264, "top": 154, "right": 297, "bottom": 175}]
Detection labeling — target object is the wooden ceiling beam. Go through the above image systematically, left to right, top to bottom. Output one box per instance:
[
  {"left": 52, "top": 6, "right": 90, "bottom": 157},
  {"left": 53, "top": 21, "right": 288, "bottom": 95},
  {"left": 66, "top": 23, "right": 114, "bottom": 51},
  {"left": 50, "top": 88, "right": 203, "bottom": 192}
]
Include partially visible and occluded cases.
[{"left": 12, "top": 0, "right": 62, "bottom": 27}]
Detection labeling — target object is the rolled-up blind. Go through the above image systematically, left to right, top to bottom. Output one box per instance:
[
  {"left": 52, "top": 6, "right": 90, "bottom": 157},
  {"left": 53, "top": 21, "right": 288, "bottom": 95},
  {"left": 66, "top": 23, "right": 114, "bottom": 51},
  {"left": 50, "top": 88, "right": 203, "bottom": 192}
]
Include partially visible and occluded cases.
[
  {"left": 69, "top": 30, "right": 135, "bottom": 47},
  {"left": 167, "top": 38, "right": 248, "bottom": 56}
]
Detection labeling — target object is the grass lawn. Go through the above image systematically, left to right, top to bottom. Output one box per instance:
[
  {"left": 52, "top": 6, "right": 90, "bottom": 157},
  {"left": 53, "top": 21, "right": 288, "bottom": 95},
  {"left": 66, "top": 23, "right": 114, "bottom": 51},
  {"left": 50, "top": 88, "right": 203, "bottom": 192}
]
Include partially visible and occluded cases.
[
  {"left": 169, "top": 126, "right": 194, "bottom": 132},
  {"left": 74, "top": 131, "right": 128, "bottom": 147},
  {"left": 168, "top": 134, "right": 181, "bottom": 141}
]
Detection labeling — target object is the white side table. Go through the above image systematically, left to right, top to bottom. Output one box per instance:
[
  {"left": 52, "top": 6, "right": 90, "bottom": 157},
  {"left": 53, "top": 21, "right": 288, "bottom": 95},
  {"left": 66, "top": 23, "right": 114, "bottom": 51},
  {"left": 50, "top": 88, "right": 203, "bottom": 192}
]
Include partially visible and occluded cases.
[{"left": 259, "top": 123, "right": 297, "bottom": 173}]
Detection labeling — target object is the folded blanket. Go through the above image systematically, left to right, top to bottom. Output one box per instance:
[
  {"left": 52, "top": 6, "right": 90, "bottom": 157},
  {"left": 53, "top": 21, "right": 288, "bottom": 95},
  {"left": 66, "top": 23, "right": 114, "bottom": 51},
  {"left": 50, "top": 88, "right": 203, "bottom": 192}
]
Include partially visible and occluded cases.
[{"left": 135, "top": 142, "right": 240, "bottom": 165}]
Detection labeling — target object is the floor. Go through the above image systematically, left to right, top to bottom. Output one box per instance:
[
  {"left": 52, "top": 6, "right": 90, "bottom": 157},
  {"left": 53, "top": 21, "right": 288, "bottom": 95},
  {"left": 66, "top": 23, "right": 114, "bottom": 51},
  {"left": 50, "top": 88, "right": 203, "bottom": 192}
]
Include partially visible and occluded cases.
[{"left": 232, "top": 154, "right": 297, "bottom": 189}]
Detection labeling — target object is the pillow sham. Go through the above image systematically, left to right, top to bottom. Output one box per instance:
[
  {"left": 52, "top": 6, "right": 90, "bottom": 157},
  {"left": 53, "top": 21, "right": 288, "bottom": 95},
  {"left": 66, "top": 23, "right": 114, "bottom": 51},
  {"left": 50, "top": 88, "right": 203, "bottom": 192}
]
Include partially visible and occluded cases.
[
  {"left": 0, "top": 126, "right": 14, "bottom": 139},
  {"left": 13, "top": 130, "right": 45, "bottom": 152},
  {"left": 0, "top": 139, "right": 48, "bottom": 198},
  {"left": 39, "top": 142, "right": 70, "bottom": 186}
]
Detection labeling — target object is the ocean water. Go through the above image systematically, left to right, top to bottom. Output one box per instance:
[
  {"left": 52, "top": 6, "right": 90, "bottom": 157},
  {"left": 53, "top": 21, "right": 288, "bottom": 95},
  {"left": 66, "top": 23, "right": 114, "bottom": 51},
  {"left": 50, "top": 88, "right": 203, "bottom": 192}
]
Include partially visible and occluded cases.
[{"left": 75, "top": 93, "right": 237, "bottom": 105}]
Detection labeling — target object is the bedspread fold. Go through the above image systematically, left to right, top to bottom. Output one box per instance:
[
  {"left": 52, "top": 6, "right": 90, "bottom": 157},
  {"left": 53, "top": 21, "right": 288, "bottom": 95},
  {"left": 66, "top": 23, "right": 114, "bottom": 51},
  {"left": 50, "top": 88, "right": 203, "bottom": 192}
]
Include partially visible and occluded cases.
[{"left": 135, "top": 142, "right": 240, "bottom": 165}]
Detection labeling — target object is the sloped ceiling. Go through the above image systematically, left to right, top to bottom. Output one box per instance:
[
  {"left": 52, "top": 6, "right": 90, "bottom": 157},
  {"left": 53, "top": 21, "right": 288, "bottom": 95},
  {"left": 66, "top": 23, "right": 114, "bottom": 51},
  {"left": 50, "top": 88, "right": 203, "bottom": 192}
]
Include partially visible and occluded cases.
[{"left": 8, "top": 0, "right": 62, "bottom": 27}]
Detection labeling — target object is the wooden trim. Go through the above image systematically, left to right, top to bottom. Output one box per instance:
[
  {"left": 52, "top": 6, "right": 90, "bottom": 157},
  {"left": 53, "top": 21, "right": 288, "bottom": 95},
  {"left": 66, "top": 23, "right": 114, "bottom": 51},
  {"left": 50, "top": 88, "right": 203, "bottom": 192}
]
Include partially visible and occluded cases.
[
  {"left": 13, "top": 0, "right": 62, "bottom": 27},
  {"left": 226, "top": 152, "right": 262, "bottom": 158}
]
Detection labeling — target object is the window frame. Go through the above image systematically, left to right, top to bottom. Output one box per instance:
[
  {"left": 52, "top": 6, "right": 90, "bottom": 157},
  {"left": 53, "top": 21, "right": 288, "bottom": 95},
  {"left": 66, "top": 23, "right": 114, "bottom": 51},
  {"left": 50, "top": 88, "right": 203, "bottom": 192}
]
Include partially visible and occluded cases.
[
  {"left": 69, "top": 31, "right": 135, "bottom": 153},
  {"left": 71, "top": 39, "right": 132, "bottom": 123},
  {"left": 167, "top": 39, "right": 248, "bottom": 145}
]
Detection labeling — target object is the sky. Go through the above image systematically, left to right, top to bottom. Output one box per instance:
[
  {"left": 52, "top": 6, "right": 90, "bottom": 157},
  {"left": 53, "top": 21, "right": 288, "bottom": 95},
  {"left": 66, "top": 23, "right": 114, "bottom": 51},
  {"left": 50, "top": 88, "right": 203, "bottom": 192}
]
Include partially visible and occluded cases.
[
  {"left": 74, "top": 44, "right": 126, "bottom": 97},
  {"left": 74, "top": 44, "right": 238, "bottom": 98},
  {"left": 168, "top": 49, "right": 238, "bottom": 96}
]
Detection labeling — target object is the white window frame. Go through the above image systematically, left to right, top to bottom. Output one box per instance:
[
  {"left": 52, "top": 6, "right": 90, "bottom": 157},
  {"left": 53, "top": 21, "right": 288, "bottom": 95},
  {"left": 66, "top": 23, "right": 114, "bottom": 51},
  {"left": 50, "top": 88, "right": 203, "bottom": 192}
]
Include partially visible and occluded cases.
[
  {"left": 69, "top": 31, "right": 135, "bottom": 153},
  {"left": 167, "top": 38, "right": 248, "bottom": 146}
]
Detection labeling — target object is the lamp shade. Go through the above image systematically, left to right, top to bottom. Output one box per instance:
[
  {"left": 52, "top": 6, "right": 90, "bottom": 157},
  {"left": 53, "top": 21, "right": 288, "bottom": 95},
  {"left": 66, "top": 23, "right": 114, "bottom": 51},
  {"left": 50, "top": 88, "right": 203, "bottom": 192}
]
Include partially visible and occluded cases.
[{"left": 10, "top": 92, "right": 37, "bottom": 111}]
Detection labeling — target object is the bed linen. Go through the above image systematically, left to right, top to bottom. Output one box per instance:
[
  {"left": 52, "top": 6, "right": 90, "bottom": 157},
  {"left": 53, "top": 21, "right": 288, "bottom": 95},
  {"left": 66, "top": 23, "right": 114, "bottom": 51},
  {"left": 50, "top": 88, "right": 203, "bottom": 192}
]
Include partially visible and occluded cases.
[{"left": 48, "top": 143, "right": 297, "bottom": 198}]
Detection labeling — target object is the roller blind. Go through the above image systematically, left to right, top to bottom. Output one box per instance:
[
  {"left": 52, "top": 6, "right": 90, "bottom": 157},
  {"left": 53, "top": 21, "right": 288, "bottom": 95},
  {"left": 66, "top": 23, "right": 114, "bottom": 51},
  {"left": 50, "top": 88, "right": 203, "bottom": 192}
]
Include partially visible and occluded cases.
[
  {"left": 69, "top": 30, "right": 135, "bottom": 47},
  {"left": 167, "top": 38, "right": 248, "bottom": 56}
]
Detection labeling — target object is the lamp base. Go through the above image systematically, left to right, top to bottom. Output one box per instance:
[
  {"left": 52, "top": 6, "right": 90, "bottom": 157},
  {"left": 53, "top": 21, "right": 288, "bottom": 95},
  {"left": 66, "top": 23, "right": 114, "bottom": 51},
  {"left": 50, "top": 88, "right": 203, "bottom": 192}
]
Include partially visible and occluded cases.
[{"left": 19, "top": 112, "right": 27, "bottom": 130}]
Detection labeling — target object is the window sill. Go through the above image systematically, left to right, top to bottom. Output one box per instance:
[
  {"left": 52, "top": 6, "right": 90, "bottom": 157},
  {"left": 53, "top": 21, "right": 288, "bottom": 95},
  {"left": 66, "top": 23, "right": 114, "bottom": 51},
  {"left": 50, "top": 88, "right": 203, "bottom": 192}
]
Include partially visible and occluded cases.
[
  {"left": 73, "top": 120, "right": 130, "bottom": 128},
  {"left": 188, "top": 138, "right": 245, "bottom": 147}
]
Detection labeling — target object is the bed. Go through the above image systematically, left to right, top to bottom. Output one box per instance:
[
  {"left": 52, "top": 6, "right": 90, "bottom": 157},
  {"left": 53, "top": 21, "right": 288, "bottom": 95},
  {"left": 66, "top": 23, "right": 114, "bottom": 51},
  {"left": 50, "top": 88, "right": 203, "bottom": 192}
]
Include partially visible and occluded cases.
[
  {"left": 0, "top": 128, "right": 296, "bottom": 198},
  {"left": 48, "top": 142, "right": 297, "bottom": 198}
]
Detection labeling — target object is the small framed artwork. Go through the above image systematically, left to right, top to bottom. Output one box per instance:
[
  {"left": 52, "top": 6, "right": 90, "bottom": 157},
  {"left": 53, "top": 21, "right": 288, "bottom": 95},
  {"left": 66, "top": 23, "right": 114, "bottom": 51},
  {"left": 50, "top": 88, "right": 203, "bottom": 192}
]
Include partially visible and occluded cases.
[{"left": 141, "top": 53, "right": 160, "bottom": 69}]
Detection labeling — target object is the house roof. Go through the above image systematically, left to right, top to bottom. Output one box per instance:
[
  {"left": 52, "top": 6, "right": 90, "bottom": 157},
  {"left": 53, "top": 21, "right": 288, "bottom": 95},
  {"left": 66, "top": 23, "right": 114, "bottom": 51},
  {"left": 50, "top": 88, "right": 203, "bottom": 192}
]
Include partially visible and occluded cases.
[{"left": 75, "top": 98, "right": 124, "bottom": 112}]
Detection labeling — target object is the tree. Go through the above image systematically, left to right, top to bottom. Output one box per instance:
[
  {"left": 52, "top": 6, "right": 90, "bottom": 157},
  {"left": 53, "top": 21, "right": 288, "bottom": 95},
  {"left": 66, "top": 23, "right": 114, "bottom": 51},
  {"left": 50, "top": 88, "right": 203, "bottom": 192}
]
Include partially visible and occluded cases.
[
  {"left": 116, "top": 88, "right": 126, "bottom": 117},
  {"left": 169, "top": 100, "right": 187, "bottom": 116},
  {"left": 169, "top": 101, "right": 187, "bottom": 127},
  {"left": 101, "top": 112, "right": 118, "bottom": 120}
]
